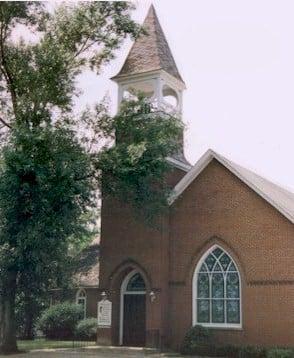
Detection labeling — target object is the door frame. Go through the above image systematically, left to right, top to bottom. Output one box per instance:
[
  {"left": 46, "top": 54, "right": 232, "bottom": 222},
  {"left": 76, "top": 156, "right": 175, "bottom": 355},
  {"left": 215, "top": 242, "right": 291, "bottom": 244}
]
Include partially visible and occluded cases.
[{"left": 119, "top": 269, "right": 146, "bottom": 345}]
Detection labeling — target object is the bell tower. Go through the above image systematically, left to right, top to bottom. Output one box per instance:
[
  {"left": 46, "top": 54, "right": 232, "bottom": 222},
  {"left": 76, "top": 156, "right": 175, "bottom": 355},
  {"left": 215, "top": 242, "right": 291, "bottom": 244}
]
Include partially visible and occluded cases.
[{"left": 111, "top": 4, "right": 189, "bottom": 165}]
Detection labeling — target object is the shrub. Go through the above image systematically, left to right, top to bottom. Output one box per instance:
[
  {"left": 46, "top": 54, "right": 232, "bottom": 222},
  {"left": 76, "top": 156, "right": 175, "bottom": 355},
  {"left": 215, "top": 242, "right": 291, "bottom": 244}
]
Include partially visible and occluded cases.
[
  {"left": 38, "top": 302, "right": 83, "bottom": 339},
  {"left": 75, "top": 318, "right": 97, "bottom": 341},
  {"left": 180, "top": 325, "right": 215, "bottom": 356},
  {"left": 180, "top": 325, "right": 293, "bottom": 358},
  {"left": 215, "top": 344, "right": 240, "bottom": 357},
  {"left": 215, "top": 346, "right": 294, "bottom": 358},
  {"left": 238, "top": 346, "right": 267, "bottom": 358},
  {"left": 267, "top": 348, "right": 294, "bottom": 358}
]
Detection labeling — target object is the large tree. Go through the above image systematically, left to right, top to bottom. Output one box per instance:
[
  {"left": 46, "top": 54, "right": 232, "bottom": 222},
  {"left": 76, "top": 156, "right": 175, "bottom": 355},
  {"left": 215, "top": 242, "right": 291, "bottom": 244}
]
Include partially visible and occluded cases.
[
  {"left": 0, "top": 1, "right": 182, "bottom": 353},
  {"left": 0, "top": 1, "right": 142, "bottom": 352},
  {"left": 0, "top": 125, "right": 95, "bottom": 351}
]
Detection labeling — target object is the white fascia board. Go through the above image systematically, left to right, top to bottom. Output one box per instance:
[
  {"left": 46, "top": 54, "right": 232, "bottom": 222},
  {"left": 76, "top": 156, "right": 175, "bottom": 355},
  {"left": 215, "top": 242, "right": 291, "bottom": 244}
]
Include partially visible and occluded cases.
[
  {"left": 111, "top": 69, "right": 162, "bottom": 84},
  {"left": 112, "top": 69, "right": 186, "bottom": 90},
  {"left": 160, "top": 70, "right": 186, "bottom": 90},
  {"left": 168, "top": 149, "right": 215, "bottom": 204},
  {"left": 217, "top": 155, "right": 294, "bottom": 224},
  {"left": 166, "top": 156, "right": 191, "bottom": 172}
]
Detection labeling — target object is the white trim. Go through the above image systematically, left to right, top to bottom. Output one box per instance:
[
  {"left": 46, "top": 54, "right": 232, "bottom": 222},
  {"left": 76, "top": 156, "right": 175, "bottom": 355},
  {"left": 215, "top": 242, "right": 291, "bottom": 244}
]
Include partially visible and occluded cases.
[
  {"left": 114, "top": 68, "right": 185, "bottom": 113},
  {"left": 112, "top": 69, "right": 186, "bottom": 90},
  {"left": 112, "top": 69, "right": 162, "bottom": 83},
  {"left": 169, "top": 149, "right": 294, "bottom": 224},
  {"left": 168, "top": 150, "right": 214, "bottom": 205},
  {"left": 166, "top": 156, "right": 191, "bottom": 172},
  {"left": 192, "top": 244, "right": 242, "bottom": 329},
  {"left": 119, "top": 270, "right": 146, "bottom": 346},
  {"left": 76, "top": 288, "right": 87, "bottom": 319}
]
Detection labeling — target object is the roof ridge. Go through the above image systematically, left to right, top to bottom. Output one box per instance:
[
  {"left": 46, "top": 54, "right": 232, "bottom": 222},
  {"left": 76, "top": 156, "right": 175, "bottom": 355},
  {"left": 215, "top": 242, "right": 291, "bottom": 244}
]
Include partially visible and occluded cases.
[
  {"left": 150, "top": 6, "right": 162, "bottom": 71},
  {"left": 151, "top": 6, "right": 182, "bottom": 80}
]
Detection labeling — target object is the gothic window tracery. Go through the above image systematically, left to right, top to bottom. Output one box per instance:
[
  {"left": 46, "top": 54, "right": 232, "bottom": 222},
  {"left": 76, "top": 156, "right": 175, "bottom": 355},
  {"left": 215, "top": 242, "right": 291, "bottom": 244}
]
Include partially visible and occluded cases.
[{"left": 194, "top": 246, "right": 241, "bottom": 327}]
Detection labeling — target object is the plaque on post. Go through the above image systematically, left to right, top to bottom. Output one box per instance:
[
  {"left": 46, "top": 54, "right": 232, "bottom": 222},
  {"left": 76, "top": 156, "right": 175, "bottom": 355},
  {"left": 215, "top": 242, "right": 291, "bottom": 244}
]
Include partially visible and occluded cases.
[{"left": 97, "top": 297, "right": 112, "bottom": 328}]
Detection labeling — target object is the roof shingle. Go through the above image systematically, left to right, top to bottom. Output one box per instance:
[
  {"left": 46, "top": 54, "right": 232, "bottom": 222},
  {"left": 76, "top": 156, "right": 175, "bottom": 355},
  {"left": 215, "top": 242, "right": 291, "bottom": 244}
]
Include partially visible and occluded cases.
[
  {"left": 113, "top": 5, "right": 184, "bottom": 82},
  {"left": 73, "top": 239, "right": 99, "bottom": 287}
]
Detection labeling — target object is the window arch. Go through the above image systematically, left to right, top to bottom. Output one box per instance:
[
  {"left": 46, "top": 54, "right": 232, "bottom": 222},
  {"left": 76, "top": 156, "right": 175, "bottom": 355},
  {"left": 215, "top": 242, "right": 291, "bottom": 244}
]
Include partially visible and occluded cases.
[
  {"left": 193, "top": 245, "right": 241, "bottom": 328},
  {"left": 126, "top": 272, "right": 146, "bottom": 292},
  {"left": 76, "top": 288, "right": 87, "bottom": 319}
]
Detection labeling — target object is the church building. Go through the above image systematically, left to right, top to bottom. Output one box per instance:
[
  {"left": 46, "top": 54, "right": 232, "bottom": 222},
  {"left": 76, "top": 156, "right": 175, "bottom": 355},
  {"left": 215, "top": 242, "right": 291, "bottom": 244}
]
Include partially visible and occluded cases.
[{"left": 97, "top": 5, "right": 294, "bottom": 350}]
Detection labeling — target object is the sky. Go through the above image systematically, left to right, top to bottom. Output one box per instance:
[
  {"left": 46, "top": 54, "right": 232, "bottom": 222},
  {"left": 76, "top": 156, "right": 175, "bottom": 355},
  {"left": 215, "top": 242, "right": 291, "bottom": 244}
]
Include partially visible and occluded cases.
[{"left": 75, "top": 0, "right": 294, "bottom": 191}]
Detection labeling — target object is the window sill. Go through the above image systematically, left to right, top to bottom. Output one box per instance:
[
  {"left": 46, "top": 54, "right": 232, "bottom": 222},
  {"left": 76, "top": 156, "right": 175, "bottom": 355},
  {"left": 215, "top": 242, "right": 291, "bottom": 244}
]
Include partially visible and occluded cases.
[{"left": 195, "top": 323, "right": 242, "bottom": 330}]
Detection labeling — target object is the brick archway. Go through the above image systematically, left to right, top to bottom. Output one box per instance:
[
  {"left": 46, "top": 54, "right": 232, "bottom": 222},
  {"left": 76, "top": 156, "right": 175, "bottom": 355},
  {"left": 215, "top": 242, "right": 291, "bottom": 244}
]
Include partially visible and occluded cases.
[{"left": 105, "top": 260, "right": 151, "bottom": 346}]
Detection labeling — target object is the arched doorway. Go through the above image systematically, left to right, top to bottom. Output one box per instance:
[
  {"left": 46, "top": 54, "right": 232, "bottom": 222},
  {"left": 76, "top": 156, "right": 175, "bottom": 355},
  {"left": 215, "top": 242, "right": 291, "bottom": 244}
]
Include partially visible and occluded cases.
[{"left": 120, "top": 269, "right": 146, "bottom": 346}]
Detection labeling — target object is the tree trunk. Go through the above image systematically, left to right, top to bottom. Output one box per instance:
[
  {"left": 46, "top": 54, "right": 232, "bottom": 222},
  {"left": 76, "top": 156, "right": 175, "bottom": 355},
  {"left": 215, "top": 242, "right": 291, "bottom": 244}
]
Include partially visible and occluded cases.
[
  {"left": 0, "top": 272, "right": 18, "bottom": 354},
  {"left": 0, "top": 293, "right": 3, "bottom": 348},
  {"left": 22, "top": 298, "right": 34, "bottom": 340}
]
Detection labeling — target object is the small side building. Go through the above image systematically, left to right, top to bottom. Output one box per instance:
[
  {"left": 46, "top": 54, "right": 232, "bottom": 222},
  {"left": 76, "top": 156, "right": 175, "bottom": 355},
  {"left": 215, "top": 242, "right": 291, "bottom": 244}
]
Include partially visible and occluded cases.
[{"left": 51, "top": 239, "right": 100, "bottom": 319}]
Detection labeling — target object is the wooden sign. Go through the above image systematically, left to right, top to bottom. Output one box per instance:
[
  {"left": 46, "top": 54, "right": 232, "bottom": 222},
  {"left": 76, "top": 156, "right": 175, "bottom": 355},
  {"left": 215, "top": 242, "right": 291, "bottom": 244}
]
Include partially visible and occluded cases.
[{"left": 97, "top": 299, "right": 112, "bottom": 328}]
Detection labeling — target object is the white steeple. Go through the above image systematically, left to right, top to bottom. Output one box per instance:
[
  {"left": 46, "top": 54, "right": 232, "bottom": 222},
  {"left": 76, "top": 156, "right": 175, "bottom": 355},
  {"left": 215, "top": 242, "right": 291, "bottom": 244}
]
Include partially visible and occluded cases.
[
  {"left": 111, "top": 5, "right": 186, "bottom": 117},
  {"left": 111, "top": 5, "right": 189, "bottom": 166}
]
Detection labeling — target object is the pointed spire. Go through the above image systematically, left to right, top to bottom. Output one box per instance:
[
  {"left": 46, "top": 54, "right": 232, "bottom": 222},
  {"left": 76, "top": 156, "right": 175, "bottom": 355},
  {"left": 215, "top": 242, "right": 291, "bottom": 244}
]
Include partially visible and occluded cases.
[{"left": 113, "top": 4, "right": 184, "bottom": 83}]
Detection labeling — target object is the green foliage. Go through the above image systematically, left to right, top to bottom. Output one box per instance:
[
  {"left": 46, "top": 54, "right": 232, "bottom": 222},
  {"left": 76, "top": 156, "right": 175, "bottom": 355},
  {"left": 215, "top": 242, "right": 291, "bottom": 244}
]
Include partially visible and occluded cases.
[
  {"left": 0, "top": 1, "right": 142, "bottom": 129},
  {"left": 0, "top": 2, "right": 45, "bottom": 27},
  {"left": 97, "top": 94, "right": 184, "bottom": 223},
  {"left": 0, "top": 125, "right": 94, "bottom": 291},
  {"left": 15, "top": 291, "right": 47, "bottom": 339},
  {"left": 38, "top": 302, "right": 83, "bottom": 339},
  {"left": 75, "top": 318, "right": 97, "bottom": 341},
  {"left": 180, "top": 325, "right": 214, "bottom": 356},
  {"left": 180, "top": 326, "right": 293, "bottom": 358},
  {"left": 180, "top": 326, "right": 275, "bottom": 357},
  {"left": 215, "top": 344, "right": 240, "bottom": 357},
  {"left": 218, "top": 346, "right": 294, "bottom": 358},
  {"left": 238, "top": 346, "right": 267, "bottom": 358},
  {"left": 266, "top": 348, "right": 294, "bottom": 358}
]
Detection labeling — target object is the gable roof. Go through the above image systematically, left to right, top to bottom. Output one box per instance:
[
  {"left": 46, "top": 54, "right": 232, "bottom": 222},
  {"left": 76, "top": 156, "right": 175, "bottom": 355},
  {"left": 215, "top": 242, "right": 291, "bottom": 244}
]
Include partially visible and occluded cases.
[
  {"left": 112, "top": 5, "right": 184, "bottom": 83},
  {"left": 169, "top": 149, "right": 294, "bottom": 224},
  {"left": 73, "top": 239, "right": 99, "bottom": 288}
]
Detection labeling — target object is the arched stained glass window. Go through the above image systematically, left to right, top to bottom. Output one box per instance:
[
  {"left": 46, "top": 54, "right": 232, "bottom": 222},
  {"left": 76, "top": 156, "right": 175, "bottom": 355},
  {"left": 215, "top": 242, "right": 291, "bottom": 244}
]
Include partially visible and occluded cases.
[
  {"left": 194, "top": 246, "right": 241, "bottom": 327},
  {"left": 126, "top": 273, "right": 146, "bottom": 292}
]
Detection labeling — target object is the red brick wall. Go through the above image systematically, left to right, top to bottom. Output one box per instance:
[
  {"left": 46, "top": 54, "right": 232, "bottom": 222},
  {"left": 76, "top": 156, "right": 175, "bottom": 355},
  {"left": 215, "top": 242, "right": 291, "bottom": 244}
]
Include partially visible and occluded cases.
[
  {"left": 169, "top": 159, "right": 294, "bottom": 348},
  {"left": 99, "top": 160, "right": 294, "bottom": 349},
  {"left": 99, "top": 167, "right": 185, "bottom": 347},
  {"left": 85, "top": 288, "right": 100, "bottom": 318}
]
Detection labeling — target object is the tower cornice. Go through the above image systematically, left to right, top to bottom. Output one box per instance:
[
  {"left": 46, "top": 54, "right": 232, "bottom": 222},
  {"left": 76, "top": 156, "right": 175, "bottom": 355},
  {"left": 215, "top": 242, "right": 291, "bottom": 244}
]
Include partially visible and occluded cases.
[{"left": 111, "top": 69, "right": 186, "bottom": 91}]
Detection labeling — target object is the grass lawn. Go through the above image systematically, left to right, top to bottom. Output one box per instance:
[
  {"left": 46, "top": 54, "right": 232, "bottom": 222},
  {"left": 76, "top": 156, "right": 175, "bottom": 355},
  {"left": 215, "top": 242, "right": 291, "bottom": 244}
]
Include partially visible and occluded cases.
[{"left": 17, "top": 339, "right": 96, "bottom": 351}]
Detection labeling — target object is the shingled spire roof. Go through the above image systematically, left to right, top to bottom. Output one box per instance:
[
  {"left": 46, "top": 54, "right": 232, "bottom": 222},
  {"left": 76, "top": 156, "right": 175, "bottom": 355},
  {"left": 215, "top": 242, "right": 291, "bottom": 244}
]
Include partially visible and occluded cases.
[{"left": 113, "top": 5, "right": 184, "bottom": 83}]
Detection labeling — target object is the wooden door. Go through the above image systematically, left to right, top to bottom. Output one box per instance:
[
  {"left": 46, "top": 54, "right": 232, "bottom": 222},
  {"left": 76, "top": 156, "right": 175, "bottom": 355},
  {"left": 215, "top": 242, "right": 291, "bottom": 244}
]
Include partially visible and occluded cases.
[{"left": 123, "top": 294, "right": 146, "bottom": 346}]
